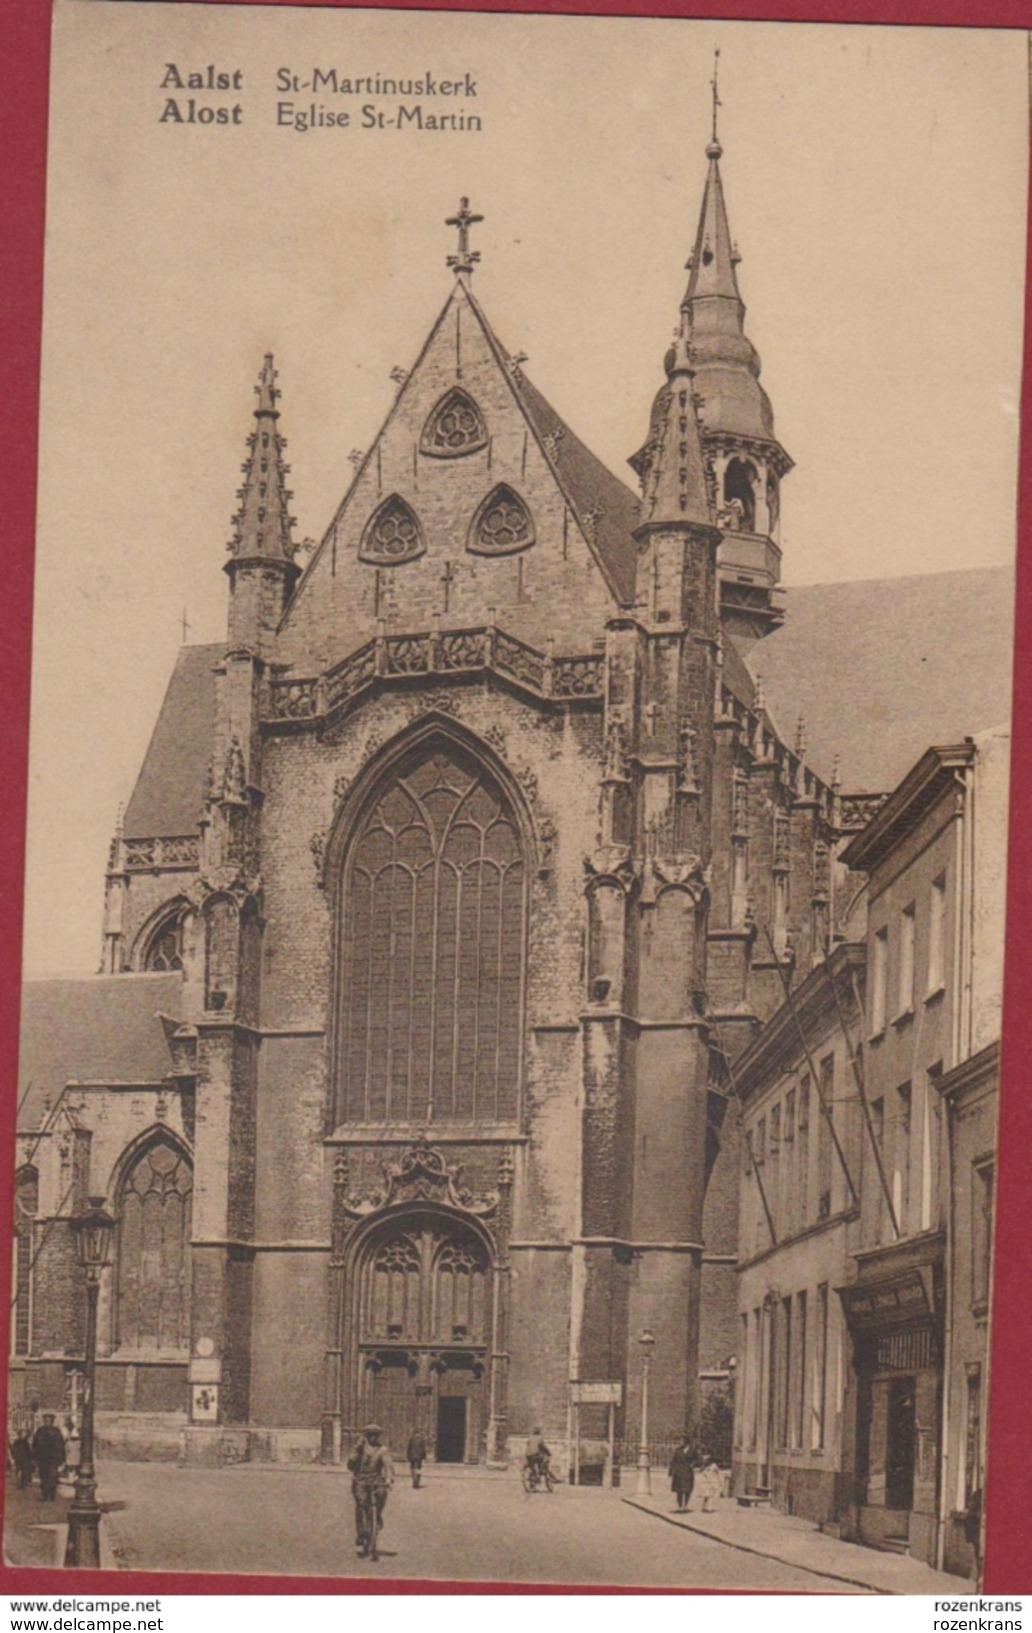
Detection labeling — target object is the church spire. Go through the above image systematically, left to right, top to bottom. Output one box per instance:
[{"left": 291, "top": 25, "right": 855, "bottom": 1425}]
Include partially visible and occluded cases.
[
  {"left": 636, "top": 321, "right": 712, "bottom": 528},
  {"left": 225, "top": 354, "right": 300, "bottom": 653},
  {"left": 227, "top": 354, "right": 298, "bottom": 566}
]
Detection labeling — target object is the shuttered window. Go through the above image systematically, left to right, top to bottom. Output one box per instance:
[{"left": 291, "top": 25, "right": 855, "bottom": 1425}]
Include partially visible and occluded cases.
[{"left": 338, "top": 746, "right": 524, "bottom": 1125}]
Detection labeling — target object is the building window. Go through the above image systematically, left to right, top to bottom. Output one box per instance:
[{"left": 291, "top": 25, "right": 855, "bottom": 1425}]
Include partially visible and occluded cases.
[
  {"left": 420, "top": 388, "right": 488, "bottom": 458},
  {"left": 468, "top": 484, "right": 535, "bottom": 556},
  {"left": 359, "top": 494, "right": 426, "bottom": 565},
  {"left": 336, "top": 743, "right": 525, "bottom": 1126},
  {"left": 928, "top": 873, "right": 947, "bottom": 997},
  {"left": 897, "top": 905, "right": 916, "bottom": 1018},
  {"left": 143, "top": 910, "right": 185, "bottom": 972},
  {"left": 870, "top": 927, "right": 888, "bottom": 1035},
  {"left": 816, "top": 1055, "right": 834, "bottom": 1219},
  {"left": 798, "top": 1076, "right": 811, "bottom": 1223},
  {"left": 893, "top": 1083, "right": 912, "bottom": 1235},
  {"left": 783, "top": 1090, "right": 796, "bottom": 1237},
  {"left": 870, "top": 1096, "right": 886, "bottom": 1242},
  {"left": 769, "top": 1104, "right": 781, "bottom": 1237},
  {"left": 116, "top": 1138, "right": 193, "bottom": 1353},
  {"left": 972, "top": 1160, "right": 995, "bottom": 1309},
  {"left": 12, "top": 1165, "right": 38, "bottom": 1358},
  {"left": 812, "top": 1283, "right": 829, "bottom": 1451},
  {"left": 792, "top": 1290, "right": 807, "bottom": 1450},
  {"left": 776, "top": 1296, "right": 793, "bottom": 1450},
  {"left": 748, "top": 1307, "right": 761, "bottom": 1452},
  {"left": 735, "top": 1313, "right": 748, "bottom": 1448},
  {"left": 964, "top": 1365, "right": 983, "bottom": 1509}
]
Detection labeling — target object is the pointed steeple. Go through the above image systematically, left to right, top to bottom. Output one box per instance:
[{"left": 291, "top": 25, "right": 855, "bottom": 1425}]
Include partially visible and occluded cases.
[
  {"left": 681, "top": 132, "right": 771, "bottom": 445},
  {"left": 636, "top": 322, "right": 713, "bottom": 528},
  {"left": 224, "top": 354, "right": 301, "bottom": 652},
  {"left": 227, "top": 354, "right": 299, "bottom": 566}
]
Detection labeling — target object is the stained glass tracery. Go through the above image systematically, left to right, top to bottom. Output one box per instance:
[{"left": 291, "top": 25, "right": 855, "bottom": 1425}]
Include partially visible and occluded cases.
[
  {"left": 421, "top": 389, "right": 488, "bottom": 458},
  {"left": 468, "top": 484, "right": 535, "bottom": 556},
  {"left": 359, "top": 495, "right": 426, "bottom": 566},
  {"left": 337, "top": 745, "right": 524, "bottom": 1126},
  {"left": 116, "top": 1139, "right": 193, "bottom": 1352}
]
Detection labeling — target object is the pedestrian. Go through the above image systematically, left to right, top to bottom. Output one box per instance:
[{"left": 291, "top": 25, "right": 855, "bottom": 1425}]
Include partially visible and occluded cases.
[
  {"left": 31, "top": 1414, "right": 65, "bottom": 1503},
  {"left": 347, "top": 1423, "right": 394, "bottom": 1558},
  {"left": 406, "top": 1428, "right": 428, "bottom": 1489},
  {"left": 10, "top": 1432, "right": 33, "bottom": 1491},
  {"left": 668, "top": 1435, "right": 696, "bottom": 1513},
  {"left": 698, "top": 1451, "right": 722, "bottom": 1513},
  {"left": 963, "top": 1485, "right": 983, "bottom": 1584}
]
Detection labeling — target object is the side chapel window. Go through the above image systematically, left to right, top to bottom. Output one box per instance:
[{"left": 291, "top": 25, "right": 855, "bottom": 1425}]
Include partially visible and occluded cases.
[
  {"left": 337, "top": 744, "right": 525, "bottom": 1126},
  {"left": 144, "top": 910, "right": 185, "bottom": 972},
  {"left": 116, "top": 1139, "right": 193, "bottom": 1353},
  {"left": 12, "top": 1165, "right": 38, "bottom": 1357}
]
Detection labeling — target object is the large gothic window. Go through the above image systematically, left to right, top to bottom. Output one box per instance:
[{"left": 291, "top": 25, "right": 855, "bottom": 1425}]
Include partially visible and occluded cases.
[
  {"left": 337, "top": 745, "right": 525, "bottom": 1125},
  {"left": 143, "top": 908, "right": 186, "bottom": 972},
  {"left": 116, "top": 1138, "right": 193, "bottom": 1353}
]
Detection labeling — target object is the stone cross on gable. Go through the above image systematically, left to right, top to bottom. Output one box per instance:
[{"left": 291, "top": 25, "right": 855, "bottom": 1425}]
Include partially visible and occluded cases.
[{"left": 446, "top": 197, "right": 484, "bottom": 275}]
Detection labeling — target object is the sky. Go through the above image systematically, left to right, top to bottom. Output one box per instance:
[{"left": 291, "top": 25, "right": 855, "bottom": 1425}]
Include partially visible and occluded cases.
[{"left": 23, "top": 2, "right": 1029, "bottom": 977}]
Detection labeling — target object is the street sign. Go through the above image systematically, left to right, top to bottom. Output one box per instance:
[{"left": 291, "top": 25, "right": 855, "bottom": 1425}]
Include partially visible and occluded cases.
[{"left": 570, "top": 1381, "right": 622, "bottom": 1405}]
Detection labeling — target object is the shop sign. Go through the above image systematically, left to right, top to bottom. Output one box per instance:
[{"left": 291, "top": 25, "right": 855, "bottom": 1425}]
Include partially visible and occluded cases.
[{"left": 838, "top": 1268, "right": 931, "bottom": 1331}]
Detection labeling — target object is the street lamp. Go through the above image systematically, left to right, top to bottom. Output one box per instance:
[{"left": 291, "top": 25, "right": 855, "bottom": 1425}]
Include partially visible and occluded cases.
[
  {"left": 65, "top": 1197, "right": 116, "bottom": 1569},
  {"left": 636, "top": 1327, "right": 656, "bottom": 1497}
]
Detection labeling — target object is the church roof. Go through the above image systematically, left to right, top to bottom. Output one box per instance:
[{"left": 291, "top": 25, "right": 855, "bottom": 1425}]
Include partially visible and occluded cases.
[
  {"left": 513, "top": 368, "right": 639, "bottom": 605},
  {"left": 746, "top": 564, "right": 1014, "bottom": 793},
  {"left": 123, "top": 643, "right": 221, "bottom": 839},
  {"left": 17, "top": 973, "right": 182, "bottom": 1132}
]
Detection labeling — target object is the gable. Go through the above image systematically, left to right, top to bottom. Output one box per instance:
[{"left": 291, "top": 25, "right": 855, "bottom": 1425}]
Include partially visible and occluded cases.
[{"left": 277, "top": 281, "right": 638, "bottom": 672}]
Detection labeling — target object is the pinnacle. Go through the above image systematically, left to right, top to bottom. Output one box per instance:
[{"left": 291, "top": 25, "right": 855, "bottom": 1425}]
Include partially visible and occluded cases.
[{"left": 227, "top": 353, "right": 297, "bottom": 566}]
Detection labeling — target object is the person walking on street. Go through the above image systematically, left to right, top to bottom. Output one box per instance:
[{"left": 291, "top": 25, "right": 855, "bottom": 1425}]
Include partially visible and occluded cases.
[
  {"left": 31, "top": 1415, "right": 65, "bottom": 1503},
  {"left": 347, "top": 1424, "right": 394, "bottom": 1558},
  {"left": 406, "top": 1429, "right": 428, "bottom": 1489},
  {"left": 10, "top": 1432, "right": 33, "bottom": 1491},
  {"left": 668, "top": 1435, "right": 696, "bottom": 1513},
  {"left": 697, "top": 1451, "right": 722, "bottom": 1513},
  {"left": 964, "top": 1486, "right": 983, "bottom": 1584}
]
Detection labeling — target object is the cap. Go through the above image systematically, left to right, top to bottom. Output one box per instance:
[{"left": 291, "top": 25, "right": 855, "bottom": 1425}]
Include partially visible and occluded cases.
[{"left": 363, "top": 1423, "right": 384, "bottom": 1436}]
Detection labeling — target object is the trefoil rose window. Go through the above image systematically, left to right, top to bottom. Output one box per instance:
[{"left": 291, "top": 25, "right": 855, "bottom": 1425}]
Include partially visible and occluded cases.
[
  {"left": 468, "top": 484, "right": 535, "bottom": 556},
  {"left": 359, "top": 495, "right": 426, "bottom": 566}
]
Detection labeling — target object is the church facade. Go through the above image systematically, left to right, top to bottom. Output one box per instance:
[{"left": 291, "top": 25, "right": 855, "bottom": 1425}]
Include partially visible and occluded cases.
[{"left": 14, "top": 126, "right": 982, "bottom": 1472}]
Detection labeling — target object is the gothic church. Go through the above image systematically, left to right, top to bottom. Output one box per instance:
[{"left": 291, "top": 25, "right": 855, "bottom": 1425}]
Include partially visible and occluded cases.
[{"left": 12, "top": 119, "right": 1010, "bottom": 1468}]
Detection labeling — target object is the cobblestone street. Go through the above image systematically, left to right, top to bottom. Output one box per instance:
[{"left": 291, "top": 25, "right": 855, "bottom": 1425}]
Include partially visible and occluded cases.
[{"left": 79, "top": 1463, "right": 866, "bottom": 1590}]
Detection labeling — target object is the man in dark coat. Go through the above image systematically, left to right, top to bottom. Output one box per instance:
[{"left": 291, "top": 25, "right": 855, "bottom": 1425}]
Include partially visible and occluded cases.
[
  {"left": 31, "top": 1415, "right": 65, "bottom": 1502},
  {"left": 406, "top": 1429, "right": 428, "bottom": 1488},
  {"left": 10, "top": 1432, "right": 34, "bottom": 1490},
  {"left": 668, "top": 1436, "right": 696, "bottom": 1513}
]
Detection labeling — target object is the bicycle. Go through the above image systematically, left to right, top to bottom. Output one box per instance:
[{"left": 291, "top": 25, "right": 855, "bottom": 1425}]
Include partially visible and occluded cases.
[
  {"left": 521, "top": 1457, "right": 558, "bottom": 1494},
  {"left": 354, "top": 1476, "right": 384, "bottom": 1561}
]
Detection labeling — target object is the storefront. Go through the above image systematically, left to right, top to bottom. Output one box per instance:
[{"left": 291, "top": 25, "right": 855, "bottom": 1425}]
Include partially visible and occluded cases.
[{"left": 838, "top": 1240, "right": 944, "bottom": 1567}]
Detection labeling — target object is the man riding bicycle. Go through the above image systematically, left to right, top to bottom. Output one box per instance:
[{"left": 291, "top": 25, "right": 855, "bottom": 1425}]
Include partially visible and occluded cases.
[
  {"left": 347, "top": 1423, "right": 394, "bottom": 1558},
  {"left": 524, "top": 1427, "right": 551, "bottom": 1483}
]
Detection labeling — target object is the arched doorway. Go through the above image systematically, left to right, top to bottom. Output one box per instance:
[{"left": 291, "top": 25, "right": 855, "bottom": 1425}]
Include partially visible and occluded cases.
[{"left": 353, "top": 1210, "right": 492, "bottom": 1463}]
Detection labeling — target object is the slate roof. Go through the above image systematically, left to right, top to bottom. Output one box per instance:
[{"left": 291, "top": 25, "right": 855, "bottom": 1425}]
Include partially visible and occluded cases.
[
  {"left": 513, "top": 370, "right": 641, "bottom": 607},
  {"left": 744, "top": 564, "right": 1014, "bottom": 793},
  {"left": 123, "top": 644, "right": 221, "bottom": 838},
  {"left": 17, "top": 973, "right": 183, "bottom": 1131}
]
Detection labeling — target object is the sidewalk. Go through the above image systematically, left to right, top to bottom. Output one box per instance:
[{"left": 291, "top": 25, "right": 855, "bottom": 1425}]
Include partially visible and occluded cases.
[
  {"left": 4, "top": 1480, "right": 120, "bottom": 1570},
  {"left": 623, "top": 1491, "right": 969, "bottom": 1595}
]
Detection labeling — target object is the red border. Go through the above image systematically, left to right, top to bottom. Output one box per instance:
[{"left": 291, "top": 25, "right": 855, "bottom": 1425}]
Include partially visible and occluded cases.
[{"left": 3, "top": 0, "right": 1031, "bottom": 1598}]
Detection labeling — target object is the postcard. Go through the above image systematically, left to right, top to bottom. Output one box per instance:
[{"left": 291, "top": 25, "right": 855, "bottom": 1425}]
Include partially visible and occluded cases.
[{"left": 5, "top": 0, "right": 1028, "bottom": 1592}]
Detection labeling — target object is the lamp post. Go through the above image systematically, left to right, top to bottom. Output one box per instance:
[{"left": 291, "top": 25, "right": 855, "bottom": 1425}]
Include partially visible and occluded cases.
[
  {"left": 64, "top": 1198, "right": 116, "bottom": 1569},
  {"left": 636, "top": 1327, "right": 656, "bottom": 1497}
]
